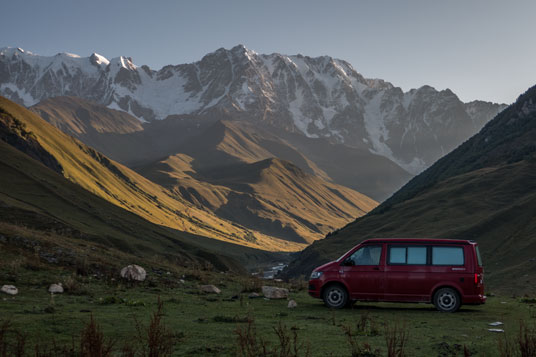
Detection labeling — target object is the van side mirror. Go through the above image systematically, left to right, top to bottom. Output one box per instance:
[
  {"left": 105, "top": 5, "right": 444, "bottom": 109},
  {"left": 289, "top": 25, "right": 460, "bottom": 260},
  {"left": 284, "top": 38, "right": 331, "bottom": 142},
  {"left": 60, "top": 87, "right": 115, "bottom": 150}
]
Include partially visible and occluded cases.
[{"left": 342, "top": 258, "right": 354, "bottom": 266}]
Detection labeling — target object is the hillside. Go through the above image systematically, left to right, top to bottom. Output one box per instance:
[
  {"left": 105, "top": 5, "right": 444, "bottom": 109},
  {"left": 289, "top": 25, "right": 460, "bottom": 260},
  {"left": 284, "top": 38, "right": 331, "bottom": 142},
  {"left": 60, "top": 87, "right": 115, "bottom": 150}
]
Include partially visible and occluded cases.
[
  {"left": 285, "top": 86, "right": 536, "bottom": 293},
  {"left": 0, "top": 96, "right": 303, "bottom": 252},
  {"left": 31, "top": 97, "right": 409, "bottom": 201},
  {"left": 0, "top": 138, "right": 285, "bottom": 272},
  {"left": 139, "top": 153, "right": 377, "bottom": 244}
]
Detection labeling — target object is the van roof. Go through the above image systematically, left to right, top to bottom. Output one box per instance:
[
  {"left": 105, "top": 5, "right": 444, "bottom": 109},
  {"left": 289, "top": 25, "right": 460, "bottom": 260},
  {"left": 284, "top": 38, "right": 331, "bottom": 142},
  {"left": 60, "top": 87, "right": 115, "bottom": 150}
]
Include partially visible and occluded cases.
[{"left": 362, "top": 238, "right": 475, "bottom": 245}]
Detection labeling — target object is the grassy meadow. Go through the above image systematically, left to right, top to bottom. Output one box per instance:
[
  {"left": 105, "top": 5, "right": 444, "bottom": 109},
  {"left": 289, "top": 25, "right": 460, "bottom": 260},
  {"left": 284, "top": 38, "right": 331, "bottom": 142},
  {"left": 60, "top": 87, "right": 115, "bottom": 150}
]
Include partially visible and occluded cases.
[{"left": 1, "top": 256, "right": 535, "bottom": 356}]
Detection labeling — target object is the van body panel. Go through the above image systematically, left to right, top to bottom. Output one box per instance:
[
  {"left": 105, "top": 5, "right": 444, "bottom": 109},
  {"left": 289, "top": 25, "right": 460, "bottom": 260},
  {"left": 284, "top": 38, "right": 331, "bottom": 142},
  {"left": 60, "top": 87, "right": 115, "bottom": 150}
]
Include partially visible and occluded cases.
[{"left": 308, "top": 238, "right": 486, "bottom": 310}]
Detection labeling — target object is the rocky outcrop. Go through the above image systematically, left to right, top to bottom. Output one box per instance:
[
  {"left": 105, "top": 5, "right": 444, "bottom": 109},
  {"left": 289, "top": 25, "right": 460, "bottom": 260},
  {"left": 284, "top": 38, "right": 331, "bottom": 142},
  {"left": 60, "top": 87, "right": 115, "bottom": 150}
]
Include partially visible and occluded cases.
[{"left": 120, "top": 265, "right": 146, "bottom": 281}]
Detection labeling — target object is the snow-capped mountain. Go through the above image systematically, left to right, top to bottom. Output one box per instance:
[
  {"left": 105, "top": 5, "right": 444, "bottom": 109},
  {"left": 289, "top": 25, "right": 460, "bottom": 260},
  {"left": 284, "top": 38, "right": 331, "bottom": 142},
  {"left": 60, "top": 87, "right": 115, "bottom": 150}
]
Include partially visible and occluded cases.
[{"left": 0, "top": 45, "right": 505, "bottom": 173}]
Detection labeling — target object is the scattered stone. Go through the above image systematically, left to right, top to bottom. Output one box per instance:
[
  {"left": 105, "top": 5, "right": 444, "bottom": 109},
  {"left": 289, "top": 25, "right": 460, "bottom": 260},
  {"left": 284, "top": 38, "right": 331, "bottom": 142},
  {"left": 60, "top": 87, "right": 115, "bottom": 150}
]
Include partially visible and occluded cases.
[
  {"left": 120, "top": 265, "right": 147, "bottom": 281},
  {"left": 179, "top": 279, "right": 185, "bottom": 284},
  {"left": 274, "top": 279, "right": 283, "bottom": 283},
  {"left": 48, "top": 283, "right": 64, "bottom": 294},
  {"left": 1, "top": 285, "right": 18, "bottom": 296},
  {"left": 199, "top": 285, "right": 221, "bottom": 294},
  {"left": 262, "top": 286, "right": 289, "bottom": 299},
  {"left": 248, "top": 292, "right": 261, "bottom": 299},
  {"left": 288, "top": 299, "right": 298, "bottom": 309},
  {"left": 500, "top": 301, "right": 508, "bottom": 304},
  {"left": 488, "top": 322, "right": 504, "bottom": 326},
  {"left": 488, "top": 329, "right": 504, "bottom": 333}
]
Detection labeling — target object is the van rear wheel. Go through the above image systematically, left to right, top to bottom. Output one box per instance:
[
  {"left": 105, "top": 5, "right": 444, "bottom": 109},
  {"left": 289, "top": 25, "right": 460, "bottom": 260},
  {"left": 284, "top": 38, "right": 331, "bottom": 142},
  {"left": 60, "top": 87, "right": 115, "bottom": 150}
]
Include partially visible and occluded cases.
[
  {"left": 322, "top": 284, "right": 348, "bottom": 309},
  {"left": 433, "top": 287, "right": 460, "bottom": 312}
]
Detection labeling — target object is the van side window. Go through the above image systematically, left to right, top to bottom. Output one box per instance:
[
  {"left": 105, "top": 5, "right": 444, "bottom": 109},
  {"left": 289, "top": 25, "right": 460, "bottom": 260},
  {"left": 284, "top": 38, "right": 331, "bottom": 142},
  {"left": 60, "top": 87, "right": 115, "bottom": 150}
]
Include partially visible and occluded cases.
[
  {"left": 347, "top": 245, "right": 382, "bottom": 266},
  {"left": 388, "top": 246, "right": 427, "bottom": 265},
  {"left": 432, "top": 246, "right": 464, "bottom": 265}
]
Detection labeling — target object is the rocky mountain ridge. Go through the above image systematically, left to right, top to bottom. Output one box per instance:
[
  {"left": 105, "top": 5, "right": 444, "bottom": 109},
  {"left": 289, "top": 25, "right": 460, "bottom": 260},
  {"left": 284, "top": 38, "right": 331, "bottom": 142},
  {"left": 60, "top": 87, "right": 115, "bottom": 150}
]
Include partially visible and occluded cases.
[{"left": 0, "top": 46, "right": 505, "bottom": 173}]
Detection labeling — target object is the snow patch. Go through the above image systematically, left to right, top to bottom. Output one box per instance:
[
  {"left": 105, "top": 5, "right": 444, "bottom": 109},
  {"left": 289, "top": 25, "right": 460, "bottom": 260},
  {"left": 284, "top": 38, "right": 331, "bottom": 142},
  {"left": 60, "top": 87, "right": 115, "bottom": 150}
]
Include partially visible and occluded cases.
[{"left": 0, "top": 83, "right": 37, "bottom": 106}]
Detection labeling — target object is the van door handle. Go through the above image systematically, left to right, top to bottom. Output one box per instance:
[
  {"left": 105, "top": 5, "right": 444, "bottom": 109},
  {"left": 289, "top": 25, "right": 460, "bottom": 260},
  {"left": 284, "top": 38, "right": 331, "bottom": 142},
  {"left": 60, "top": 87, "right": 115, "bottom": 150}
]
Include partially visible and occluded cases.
[{"left": 373, "top": 267, "right": 380, "bottom": 270}]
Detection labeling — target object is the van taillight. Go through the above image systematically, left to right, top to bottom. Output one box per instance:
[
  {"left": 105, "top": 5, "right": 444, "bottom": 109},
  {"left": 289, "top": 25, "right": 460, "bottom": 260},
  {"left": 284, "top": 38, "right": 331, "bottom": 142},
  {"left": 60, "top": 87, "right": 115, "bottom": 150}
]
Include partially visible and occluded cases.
[{"left": 474, "top": 273, "right": 478, "bottom": 285}]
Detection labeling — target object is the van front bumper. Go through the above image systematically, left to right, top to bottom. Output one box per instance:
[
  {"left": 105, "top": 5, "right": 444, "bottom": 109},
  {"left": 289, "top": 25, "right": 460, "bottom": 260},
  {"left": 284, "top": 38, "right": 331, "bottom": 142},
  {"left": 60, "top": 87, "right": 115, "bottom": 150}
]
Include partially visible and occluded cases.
[{"left": 308, "top": 280, "right": 321, "bottom": 298}]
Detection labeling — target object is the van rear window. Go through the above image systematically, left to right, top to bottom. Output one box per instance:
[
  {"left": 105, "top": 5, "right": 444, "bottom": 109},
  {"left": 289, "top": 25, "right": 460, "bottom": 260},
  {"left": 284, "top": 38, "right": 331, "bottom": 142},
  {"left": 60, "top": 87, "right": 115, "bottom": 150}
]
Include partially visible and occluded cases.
[
  {"left": 432, "top": 246, "right": 464, "bottom": 265},
  {"left": 476, "top": 246, "right": 483, "bottom": 266}
]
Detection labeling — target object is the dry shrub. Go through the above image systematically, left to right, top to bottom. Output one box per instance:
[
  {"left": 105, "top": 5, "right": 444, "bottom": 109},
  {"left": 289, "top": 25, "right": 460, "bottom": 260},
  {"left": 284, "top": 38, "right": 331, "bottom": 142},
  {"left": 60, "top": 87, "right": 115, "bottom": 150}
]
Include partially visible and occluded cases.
[
  {"left": 63, "top": 275, "right": 89, "bottom": 295},
  {"left": 239, "top": 276, "right": 263, "bottom": 293},
  {"left": 131, "top": 298, "right": 177, "bottom": 357},
  {"left": 342, "top": 314, "right": 382, "bottom": 357},
  {"left": 80, "top": 315, "right": 115, "bottom": 357},
  {"left": 235, "top": 318, "right": 310, "bottom": 357},
  {"left": 235, "top": 318, "right": 269, "bottom": 357},
  {"left": 0, "top": 320, "right": 27, "bottom": 357},
  {"left": 499, "top": 320, "right": 536, "bottom": 357},
  {"left": 273, "top": 322, "right": 311, "bottom": 357},
  {"left": 385, "top": 322, "right": 408, "bottom": 357}
]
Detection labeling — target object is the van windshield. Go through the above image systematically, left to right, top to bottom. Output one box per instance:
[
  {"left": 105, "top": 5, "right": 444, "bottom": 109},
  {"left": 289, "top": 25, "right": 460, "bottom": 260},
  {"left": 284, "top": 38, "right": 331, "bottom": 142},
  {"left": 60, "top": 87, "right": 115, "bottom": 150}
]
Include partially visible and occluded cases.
[{"left": 476, "top": 246, "right": 483, "bottom": 266}]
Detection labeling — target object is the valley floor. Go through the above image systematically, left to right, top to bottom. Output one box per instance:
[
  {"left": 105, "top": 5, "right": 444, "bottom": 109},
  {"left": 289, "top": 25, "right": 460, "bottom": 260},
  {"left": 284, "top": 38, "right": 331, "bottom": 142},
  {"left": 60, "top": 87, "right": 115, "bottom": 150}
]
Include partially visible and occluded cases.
[{"left": 1, "top": 264, "right": 535, "bottom": 356}]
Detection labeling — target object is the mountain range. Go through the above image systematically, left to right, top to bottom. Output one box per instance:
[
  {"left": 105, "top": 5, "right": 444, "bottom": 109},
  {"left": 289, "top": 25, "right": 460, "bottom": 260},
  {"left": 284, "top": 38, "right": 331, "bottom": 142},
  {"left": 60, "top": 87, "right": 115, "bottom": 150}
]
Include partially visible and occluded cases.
[
  {"left": 0, "top": 45, "right": 520, "bottom": 287},
  {"left": 0, "top": 46, "right": 505, "bottom": 174},
  {"left": 285, "top": 85, "right": 536, "bottom": 293}
]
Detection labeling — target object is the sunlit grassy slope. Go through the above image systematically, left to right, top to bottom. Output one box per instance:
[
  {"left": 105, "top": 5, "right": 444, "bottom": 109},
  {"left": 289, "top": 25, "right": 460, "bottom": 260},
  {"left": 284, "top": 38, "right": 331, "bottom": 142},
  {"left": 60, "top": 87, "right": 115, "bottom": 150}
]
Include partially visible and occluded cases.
[
  {"left": 0, "top": 96, "right": 303, "bottom": 252},
  {"left": 0, "top": 138, "right": 292, "bottom": 270},
  {"left": 139, "top": 146, "right": 377, "bottom": 244}
]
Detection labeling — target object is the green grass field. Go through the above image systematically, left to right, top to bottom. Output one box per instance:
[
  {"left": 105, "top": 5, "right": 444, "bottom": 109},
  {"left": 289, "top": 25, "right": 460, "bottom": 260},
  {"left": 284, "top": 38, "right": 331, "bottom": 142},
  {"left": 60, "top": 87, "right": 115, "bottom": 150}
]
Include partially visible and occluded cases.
[{"left": 1, "top": 260, "right": 535, "bottom": 356}]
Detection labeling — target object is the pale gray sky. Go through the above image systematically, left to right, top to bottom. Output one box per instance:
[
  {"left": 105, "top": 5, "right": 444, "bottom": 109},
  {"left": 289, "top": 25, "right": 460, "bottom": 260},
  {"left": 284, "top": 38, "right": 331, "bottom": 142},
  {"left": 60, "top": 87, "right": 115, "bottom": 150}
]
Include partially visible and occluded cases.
[{"left": 2, "top": 0, "right": 535, "bottom": 104}]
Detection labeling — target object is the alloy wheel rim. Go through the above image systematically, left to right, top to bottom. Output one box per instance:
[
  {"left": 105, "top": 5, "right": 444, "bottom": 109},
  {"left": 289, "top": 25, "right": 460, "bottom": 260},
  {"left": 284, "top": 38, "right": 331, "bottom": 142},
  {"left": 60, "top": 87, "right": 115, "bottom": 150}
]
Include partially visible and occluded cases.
[
  {"left": 327, "top": 288, "right": 343, "bottom": 306},
  {"left": 438, "top": 291, "right": 456, "bottom": 310}
]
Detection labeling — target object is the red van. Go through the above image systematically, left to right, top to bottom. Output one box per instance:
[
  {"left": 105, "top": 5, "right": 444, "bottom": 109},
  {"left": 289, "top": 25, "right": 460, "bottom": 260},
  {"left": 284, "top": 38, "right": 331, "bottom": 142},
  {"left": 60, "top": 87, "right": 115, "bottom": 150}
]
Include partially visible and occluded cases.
[{"left": 308, "top": 238, "right": 485, "bottom": 312}]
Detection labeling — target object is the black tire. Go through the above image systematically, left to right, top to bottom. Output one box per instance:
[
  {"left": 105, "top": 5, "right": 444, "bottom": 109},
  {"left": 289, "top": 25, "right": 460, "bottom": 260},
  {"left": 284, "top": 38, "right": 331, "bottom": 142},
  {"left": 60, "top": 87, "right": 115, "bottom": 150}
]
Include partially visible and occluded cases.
[
  {"left": 322, "top": 284, "right": 348, "bottom": 309},
  {"left": 433, "top": 287, "right": 461, "bottom": 312}
]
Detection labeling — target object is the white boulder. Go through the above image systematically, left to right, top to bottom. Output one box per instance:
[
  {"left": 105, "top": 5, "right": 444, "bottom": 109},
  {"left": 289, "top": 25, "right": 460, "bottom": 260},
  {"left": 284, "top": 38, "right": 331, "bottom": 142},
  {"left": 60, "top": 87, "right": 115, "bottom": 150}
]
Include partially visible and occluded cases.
[
  {"left": 120, "top": 265, "right": 147, "bottom": 281},
  {"left": 48, "top": 283, "right": 64, "bottom": 294},
  {"left": 199, "top": 284, "right": 221, "bottom": 294},
  {"left": 1, "top": 285, "right": 18, "bottom": 295},
  {"left": 262, "top": 286, "right": 289, "bottom": 299},
  {"left": 288, "top": 299, "right": 298, "bottom": 308}
]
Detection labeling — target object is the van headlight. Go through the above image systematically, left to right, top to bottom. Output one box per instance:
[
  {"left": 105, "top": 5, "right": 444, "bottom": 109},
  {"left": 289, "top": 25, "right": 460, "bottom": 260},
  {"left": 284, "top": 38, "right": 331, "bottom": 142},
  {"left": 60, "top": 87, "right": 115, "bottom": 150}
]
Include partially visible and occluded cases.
[{"left": 310, "top": 271, "right": 323, "bottom": 279}]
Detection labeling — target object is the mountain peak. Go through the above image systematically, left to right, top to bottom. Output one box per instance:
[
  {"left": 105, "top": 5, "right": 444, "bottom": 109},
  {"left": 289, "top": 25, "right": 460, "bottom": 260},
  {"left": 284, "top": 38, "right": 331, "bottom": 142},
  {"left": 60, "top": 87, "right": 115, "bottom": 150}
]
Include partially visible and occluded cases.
[{"left": 89, "top": 52, "right": 109, "bottom": 66}]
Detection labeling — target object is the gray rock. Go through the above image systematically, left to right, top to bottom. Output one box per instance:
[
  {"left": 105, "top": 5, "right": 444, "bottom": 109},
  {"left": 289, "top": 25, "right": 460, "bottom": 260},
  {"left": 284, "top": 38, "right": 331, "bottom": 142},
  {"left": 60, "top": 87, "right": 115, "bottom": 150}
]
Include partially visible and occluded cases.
[
  {"left": 120, "top": 265, "right": 146, "bottom": 281},
  {"left": 48, "top": 283, "right": 64, "bottom": 294},
  {"left": 199, "top": 284, "right": 221, "bottom": 294},
  {"left": 1, "top": 285, "right": 18, "bottom": 295},
  {"left": 262, "top": 286, "right": 289, "bottom": 299},
  {"left": 248, "top": 292, "right": 261, "bottom": 299},
  {"left": 287, "top": 299, "right": 298, "bottom": 308}
]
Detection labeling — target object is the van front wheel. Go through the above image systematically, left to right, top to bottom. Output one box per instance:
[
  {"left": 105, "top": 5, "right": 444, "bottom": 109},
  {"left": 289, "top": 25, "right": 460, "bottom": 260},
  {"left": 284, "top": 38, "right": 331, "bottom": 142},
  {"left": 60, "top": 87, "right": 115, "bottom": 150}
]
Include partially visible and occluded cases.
[
  {"left": 322, "top": 284, "right": 348, "bottom": 309},
  {"left": 433, "top": 287, "right": 460, "bottom": 312}
]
